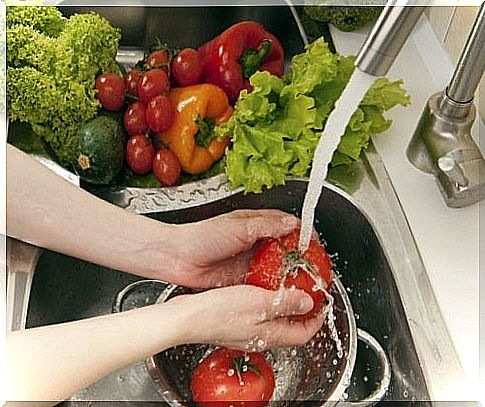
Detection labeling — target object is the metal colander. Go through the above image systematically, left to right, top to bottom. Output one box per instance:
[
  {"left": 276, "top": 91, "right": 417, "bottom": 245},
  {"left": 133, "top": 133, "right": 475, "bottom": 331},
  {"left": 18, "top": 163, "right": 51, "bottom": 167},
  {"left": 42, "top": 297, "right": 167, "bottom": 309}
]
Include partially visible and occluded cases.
[{"left": 140, "top": 277, "right": 390, "bottom": 407}]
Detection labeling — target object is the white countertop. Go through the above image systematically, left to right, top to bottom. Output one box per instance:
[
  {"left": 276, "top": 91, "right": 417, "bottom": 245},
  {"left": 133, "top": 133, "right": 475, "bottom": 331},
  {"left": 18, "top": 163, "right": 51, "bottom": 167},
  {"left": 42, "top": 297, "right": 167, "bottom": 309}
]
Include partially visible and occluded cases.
[{"left": 330, "top": 16, "right": 481, "bottom": 399}]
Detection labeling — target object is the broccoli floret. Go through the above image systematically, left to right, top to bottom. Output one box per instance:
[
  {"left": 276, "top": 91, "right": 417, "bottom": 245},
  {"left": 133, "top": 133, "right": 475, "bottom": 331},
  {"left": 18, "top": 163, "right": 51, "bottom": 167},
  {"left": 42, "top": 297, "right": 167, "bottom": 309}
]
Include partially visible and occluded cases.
[
  {"left": 304, "top": 5, "right": 383, "bottom": 32},
  {"left": 6, "top": 6, "right": 66, "bottom": 37},
  {"left": 6, "top": 8, "right": 121, "bottom": 165}
]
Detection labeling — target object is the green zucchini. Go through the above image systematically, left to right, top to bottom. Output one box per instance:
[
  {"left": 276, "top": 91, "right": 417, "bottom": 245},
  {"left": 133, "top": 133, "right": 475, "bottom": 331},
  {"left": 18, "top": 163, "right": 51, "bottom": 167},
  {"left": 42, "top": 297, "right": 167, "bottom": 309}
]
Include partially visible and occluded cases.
[{"left": 72, "top": 115, "right": 125, "bottom": 185}]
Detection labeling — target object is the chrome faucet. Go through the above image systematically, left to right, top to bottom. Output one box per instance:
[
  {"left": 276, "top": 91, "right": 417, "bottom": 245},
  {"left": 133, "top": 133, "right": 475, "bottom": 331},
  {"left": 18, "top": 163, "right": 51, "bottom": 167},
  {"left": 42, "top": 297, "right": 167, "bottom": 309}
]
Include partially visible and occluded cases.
[
  {"left": 355, "top": 3, "right": 425, "bottom": 76},
  {"left": 406, "top": 4, "right": 485, "bottom": 208}
]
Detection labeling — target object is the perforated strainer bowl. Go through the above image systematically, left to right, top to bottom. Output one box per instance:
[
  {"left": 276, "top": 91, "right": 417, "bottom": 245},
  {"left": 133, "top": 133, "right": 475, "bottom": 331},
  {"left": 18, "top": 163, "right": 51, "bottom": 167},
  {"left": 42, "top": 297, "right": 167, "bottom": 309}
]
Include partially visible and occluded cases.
[{"left": 138, "top": 278, "right": 391, "bottom": 407}]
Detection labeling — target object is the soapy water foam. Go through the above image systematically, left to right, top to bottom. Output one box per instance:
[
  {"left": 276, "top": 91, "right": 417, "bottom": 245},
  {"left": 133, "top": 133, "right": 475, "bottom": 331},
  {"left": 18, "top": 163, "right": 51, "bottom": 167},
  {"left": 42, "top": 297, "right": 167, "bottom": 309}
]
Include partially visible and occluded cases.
[{"left": 299, "top": 69, "right": 376, "bottom": 253}]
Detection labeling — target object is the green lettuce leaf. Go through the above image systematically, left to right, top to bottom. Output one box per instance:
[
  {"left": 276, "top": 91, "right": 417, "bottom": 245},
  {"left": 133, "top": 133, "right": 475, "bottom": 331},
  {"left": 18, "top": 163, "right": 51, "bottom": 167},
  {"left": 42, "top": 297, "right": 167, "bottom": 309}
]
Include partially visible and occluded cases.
[{"left": 217, "top": 37, "right": 410, "bottom": 193}]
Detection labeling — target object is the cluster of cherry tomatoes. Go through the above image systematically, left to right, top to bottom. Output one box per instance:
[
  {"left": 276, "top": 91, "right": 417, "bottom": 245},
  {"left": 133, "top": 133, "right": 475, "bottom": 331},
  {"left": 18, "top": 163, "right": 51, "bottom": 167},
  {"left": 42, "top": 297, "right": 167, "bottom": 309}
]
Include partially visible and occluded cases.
[{"left": 94, "top": 47, "right": 203, "bottom": 186}]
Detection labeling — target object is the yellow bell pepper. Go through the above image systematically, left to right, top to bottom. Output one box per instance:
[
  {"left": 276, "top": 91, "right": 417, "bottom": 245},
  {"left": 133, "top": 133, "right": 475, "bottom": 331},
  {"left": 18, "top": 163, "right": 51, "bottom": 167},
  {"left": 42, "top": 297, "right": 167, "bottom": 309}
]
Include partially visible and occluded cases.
[{"left": 155, "top": 83, "right": 232, "bottom": 175}]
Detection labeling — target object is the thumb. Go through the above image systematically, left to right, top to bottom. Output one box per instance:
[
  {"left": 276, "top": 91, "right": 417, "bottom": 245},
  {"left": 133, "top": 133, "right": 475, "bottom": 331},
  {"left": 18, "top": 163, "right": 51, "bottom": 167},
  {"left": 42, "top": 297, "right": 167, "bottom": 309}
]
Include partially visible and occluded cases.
[{"left": 265, "top": 289, "right": 314, "bottom": 320}]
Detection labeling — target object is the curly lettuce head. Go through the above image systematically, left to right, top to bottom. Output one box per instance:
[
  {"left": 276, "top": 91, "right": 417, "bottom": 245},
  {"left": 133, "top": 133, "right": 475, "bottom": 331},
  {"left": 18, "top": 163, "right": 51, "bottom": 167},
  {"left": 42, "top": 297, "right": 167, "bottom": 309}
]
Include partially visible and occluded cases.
[
  {"left": 6, "top": 6, "right": 66, "bottom": 36},
  {"left": 6, "top": 7, "right": 121, "bottom": 166}
]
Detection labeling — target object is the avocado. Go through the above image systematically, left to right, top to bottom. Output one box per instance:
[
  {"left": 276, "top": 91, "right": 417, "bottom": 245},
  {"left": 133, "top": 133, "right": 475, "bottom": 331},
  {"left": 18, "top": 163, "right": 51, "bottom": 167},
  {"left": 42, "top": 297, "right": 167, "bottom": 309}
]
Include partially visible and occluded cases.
[{"left": 72, "top": 115, "right": 125, "bottom": 185}]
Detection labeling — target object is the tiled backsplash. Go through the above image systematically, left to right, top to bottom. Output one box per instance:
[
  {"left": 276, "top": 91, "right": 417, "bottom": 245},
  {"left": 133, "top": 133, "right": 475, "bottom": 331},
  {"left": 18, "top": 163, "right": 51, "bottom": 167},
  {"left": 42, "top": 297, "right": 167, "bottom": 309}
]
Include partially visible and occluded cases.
[{"left": 426, "top": 6, "right": 483, "bottom": 121}]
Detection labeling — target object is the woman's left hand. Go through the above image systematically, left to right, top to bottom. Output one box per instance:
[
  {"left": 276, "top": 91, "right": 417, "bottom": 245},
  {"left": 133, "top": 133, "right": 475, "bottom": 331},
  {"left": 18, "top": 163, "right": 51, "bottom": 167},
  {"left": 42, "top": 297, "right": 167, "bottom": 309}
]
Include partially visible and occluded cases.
[{"left": 160, "top": 209, "right": 299, "bottom": 288}]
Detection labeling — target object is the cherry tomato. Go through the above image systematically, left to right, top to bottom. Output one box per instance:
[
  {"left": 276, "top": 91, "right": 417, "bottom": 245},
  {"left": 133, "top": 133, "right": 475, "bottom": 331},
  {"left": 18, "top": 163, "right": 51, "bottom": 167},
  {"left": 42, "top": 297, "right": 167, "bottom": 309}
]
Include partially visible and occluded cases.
[
  {"left": 171, "top": 48, "right": 202, "bottom": 87},
  {"left": 146, "top": 49, "right": 170, "bottom": 74},
  {"left": 124, "top": 69, "right": 143, "bottom": 98},
  {"left": 138, "top": 69, "right": 170, "bottom": 105},
  {"left": 95, "top": 72, "right": 126, "bottom": 111},
  {"left": 146, "top": 95, "right": 173, "bottom": 133},
  {"left": 123, "top": 102, "right": 148, "bottom": 136},
  {"left": 125, "top": 135, "right": 155, "bottom": 175},
  {"left": 153, "top": 149, "right": 181, "bottom": 187},
  {"left": 246, "top": 228, "right": 333, "bottom": 321},
  {"left": 191, "top": 348, "right": 275, "bottom": 407}
]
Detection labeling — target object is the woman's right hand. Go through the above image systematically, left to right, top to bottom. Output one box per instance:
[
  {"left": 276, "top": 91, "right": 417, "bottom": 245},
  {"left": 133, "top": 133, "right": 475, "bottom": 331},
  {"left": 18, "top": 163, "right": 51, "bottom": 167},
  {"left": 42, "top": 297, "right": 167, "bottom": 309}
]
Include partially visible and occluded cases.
[{"left": 170, "top": 285, "right": 325, "bottom": 351}]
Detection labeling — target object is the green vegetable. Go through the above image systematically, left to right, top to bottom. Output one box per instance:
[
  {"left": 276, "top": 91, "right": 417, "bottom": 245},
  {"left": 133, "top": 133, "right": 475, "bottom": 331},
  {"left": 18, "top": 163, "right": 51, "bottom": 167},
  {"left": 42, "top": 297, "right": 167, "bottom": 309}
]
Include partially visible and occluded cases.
[
  {"left": 304, "top": 5, "right": 383, "bottom": 32},
  {"left": 6, "top": 6, "right": 66, "bottom": 37},
  {"left": 6, "top": 7, "right": 121, "bottom": 166},
  {"left": 217, "top": 38, "right": 410, "bottom": 193},
  {"left": 195, "top": 115, "right": 216, "bottom": 148},
  {"left": 72, "top": 116, "right": 125, "bottom": 185},
  {"left": 7, "top": 121, "right": 49, "bottom": 157}
]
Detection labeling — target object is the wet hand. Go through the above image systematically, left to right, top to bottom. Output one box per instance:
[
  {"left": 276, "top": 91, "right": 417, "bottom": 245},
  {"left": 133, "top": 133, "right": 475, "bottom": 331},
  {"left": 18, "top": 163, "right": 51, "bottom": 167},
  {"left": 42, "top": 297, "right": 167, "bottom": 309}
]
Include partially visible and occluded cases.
[
  {"left": 164, "top": 209, "right": 299, "bottom": 288},
  {"left": 171, "top": 285, "right": 325, "bottom": 350}
]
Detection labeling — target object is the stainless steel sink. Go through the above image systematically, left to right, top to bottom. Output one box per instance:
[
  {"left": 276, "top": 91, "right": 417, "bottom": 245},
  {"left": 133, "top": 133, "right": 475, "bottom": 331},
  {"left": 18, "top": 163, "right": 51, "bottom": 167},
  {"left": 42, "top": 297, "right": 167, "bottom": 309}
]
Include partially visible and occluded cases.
[
  {"left": 13, "top": 4, "right": 467, "bottom": 406},
  {"left": 25, "top": 148, "right": 464, "bottom": 405}
]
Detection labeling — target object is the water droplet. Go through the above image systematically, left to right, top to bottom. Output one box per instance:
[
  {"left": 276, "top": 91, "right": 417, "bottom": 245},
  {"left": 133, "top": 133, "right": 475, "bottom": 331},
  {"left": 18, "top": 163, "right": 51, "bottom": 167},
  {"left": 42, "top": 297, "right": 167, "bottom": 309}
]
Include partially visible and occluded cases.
[{"left": 227, "top": 369, "right": 235, "bottom": 377}]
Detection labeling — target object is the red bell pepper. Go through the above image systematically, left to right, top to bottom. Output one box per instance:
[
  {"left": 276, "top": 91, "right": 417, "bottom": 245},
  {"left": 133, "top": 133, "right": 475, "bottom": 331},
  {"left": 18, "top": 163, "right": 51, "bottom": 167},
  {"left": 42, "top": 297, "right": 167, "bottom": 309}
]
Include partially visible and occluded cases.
[{"left": 198, "top": 21, "right": 284, "bottom": 104}]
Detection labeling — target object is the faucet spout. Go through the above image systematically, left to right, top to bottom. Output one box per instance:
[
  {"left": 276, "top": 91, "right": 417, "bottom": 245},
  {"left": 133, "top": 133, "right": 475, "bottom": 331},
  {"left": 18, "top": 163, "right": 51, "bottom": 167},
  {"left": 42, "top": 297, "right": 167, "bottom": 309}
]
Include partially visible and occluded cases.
[
  {"left": 355, "top": 1, "right": 424, "bottom": 77},
  {"left": 446, "top": 4, "right": 485, "bottom": 104}
]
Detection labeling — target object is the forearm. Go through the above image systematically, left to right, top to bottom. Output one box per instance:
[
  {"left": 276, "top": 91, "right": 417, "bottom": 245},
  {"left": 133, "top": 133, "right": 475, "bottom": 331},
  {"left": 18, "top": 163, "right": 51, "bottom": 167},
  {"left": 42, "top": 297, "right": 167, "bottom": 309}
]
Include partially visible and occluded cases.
[
  {"left": 6, "top": 144, "right": 175, "bottom": 278},
  {"left": 6, "top": 302, "right": 190, "bottom": 402}
]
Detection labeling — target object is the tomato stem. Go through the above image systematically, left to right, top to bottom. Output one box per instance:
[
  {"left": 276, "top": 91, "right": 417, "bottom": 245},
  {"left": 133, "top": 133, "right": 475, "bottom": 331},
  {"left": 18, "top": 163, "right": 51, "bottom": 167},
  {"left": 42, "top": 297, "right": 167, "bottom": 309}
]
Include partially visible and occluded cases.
[{"left": 232, "top": 355, "right": 262, "bottom": 384}]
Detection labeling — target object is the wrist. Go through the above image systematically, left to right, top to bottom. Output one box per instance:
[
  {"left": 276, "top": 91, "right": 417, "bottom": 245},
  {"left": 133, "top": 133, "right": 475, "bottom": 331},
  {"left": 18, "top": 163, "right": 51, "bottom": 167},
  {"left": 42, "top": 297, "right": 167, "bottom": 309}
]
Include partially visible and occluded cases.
[
  {"left": 121, "top": 219, "right": 181, "bottom": 280},
  {"left": 163, "top": 294, "right": 208, "bottom": 346}
]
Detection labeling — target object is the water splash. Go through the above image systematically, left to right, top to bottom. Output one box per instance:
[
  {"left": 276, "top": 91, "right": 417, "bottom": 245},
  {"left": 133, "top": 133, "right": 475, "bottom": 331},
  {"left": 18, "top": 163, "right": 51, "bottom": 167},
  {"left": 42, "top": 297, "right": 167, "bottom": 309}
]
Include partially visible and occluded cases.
[
  {"left": 299, "top": 69, "right": 376, "bottom": 253},
  {"left": 276, "top": 252, "right": 343, "bottom": 360},
  {"left": 322, "top": 287, "right": 344, "bottom": 359}
]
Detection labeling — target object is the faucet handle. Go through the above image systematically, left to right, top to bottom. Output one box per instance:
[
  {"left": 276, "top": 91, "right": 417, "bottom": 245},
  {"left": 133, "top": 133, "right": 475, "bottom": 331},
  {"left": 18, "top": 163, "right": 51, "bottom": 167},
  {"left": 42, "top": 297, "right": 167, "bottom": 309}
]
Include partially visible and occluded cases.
[
  {"left": 436, "top": 151, "right": 485, "bottom": 208},
  {"left": 437, "top": 156, "right": 469, "bottom": 188}
]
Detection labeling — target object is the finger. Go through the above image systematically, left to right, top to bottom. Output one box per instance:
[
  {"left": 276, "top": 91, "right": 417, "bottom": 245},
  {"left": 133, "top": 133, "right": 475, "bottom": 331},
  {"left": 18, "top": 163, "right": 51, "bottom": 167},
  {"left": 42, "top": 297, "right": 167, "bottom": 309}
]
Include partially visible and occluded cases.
[
  {"left": 223, "top": 209, "right": 289, "bottom": 219},
  {"left": 245, "top": 210, "right": 300, "bottom": 237},
  {"left": 233, "top": 214, "right": 299, "bottom": 251},
  {"left": 263, "top": 289, "right": 314, "bottom": 320},
  {"left": 263, "top": 312, "right": 325, "bottom": 348}
]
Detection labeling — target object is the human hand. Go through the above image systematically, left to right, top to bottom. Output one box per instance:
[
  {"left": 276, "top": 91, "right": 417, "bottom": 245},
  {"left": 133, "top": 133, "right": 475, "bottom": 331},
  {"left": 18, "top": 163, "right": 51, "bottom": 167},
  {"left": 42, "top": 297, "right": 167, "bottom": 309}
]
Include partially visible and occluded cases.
[
  {"left": 162, "top": 209, "right": 299, "bottom": 288},
  {"left": 170, "top": 285, "right": 324, "bottom": 350}
]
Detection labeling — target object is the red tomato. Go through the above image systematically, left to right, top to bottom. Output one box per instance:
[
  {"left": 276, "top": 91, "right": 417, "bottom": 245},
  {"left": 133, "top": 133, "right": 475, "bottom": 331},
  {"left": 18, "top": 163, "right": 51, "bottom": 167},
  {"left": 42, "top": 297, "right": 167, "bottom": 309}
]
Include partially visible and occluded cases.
[
  {"left": 171, "top": 48, "right": 202, "bottom": 87},
  {"left": 146, "top": 49, "right": 170, "bottom": 73},
  {"left": 124, "top": 69, "right": 143, "bottom": 98},
  {"left": 138, "top": 69, "right": 170, "bottom": 105},
  {"left": 95, "top": 72, "right": 126, "bottom": 111},
  {"left": 146, "top": 95, "right": 173, "bottom": 133},
  {"left": 123, "top": 102, "right": 148, "bottom": 136},
  {"left": 125, "top": 135, "right": 155, "bottom": 175},
  {"left": 153, "top": 149, "right": 181, "bottom": 186},
  {"left": 246, "top": 228, "right": 333, "bottom": 320},
  {"left": 191, "top": 348, "right": 275, "bottom": 407}
]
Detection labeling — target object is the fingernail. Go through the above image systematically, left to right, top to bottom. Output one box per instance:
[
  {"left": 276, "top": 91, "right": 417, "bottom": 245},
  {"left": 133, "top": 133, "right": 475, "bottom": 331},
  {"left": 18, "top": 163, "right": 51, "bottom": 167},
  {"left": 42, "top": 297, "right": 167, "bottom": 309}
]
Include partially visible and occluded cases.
[
  {"left": 282, "top": 216, "right": 298, "bottom": 232},
  {"left": 299, "top": 295, "right": 313, "bottom": 313}
]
